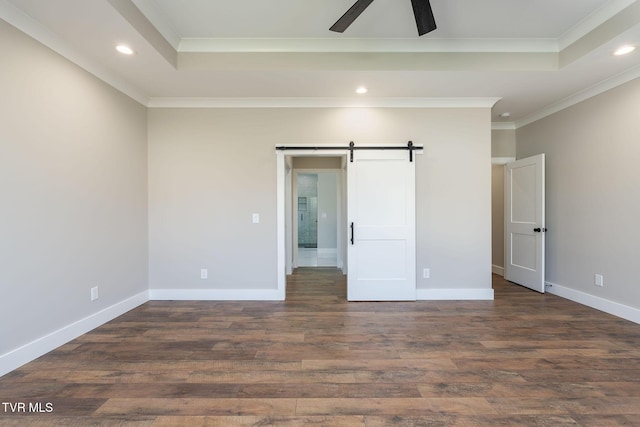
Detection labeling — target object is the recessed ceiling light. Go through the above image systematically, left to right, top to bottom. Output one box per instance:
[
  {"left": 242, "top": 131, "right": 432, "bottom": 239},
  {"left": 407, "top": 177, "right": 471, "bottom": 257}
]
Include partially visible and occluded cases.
[
  {"left": 116, "top": 44, "right": 134, "bottom": 55},
  {"left": 614, "top": 45, "right": 635, "bottom": 56},
  {"left": 355, "top": 86, "right": 368, "bottom": 95}
]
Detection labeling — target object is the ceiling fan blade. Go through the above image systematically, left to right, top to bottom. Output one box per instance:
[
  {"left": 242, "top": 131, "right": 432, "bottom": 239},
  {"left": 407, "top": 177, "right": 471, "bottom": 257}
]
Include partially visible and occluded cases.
[
  {"left": 330, "top": 0, "right": 375, "bottom": 33},
  {"left": 411, "top": 0, "right": 437, "bottom": 36}
]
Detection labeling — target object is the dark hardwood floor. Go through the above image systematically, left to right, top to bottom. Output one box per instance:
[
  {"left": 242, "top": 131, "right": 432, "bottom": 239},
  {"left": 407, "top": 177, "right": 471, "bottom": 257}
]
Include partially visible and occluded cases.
[{"left": 1, "top": 269, "right": 640, "bottom": 426}]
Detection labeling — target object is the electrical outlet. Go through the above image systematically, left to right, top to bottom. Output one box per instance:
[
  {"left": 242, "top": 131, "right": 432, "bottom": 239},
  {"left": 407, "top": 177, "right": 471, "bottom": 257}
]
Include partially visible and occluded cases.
[
  {"left": 252, "top": 213, "right": 260, "bottom": 224},
  {"left": 423, "top": 268, "right": 430, "bottom": 279},
  {"left": 201, "top": 269, "right": 208, "bottom": 279},
  {"left": 594, "top": 274, "right": 604, "bottom": 287},
  {"left": 90, "top": 286, "right": 99, "bottom": 301}
]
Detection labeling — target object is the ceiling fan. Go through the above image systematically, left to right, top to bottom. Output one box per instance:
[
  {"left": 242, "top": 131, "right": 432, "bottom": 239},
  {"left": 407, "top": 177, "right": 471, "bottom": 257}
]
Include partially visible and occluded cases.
[{"left": 330, "top": 0, "right": 437, "bottom": 36}]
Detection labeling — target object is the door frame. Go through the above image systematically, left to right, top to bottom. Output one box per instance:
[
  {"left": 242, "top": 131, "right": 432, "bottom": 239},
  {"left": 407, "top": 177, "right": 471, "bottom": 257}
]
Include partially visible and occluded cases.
[
  {"left": 276, "top": 150, "right": 347, "bottom": 299},
  {"left": 292, "top": 169, "right": 343, "bottom": 269}
]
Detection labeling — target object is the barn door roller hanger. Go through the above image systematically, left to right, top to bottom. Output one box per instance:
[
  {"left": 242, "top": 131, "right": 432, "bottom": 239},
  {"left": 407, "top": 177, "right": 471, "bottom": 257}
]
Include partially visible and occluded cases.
[{"left": 275, "top": 141, "right": 422, "bottom": 162}]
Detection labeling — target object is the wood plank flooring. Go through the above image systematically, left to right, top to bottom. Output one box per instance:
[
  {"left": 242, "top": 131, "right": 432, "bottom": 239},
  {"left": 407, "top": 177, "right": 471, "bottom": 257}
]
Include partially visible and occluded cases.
[{"left": 1, "top": 269, "right": 640, "bottom": 426}]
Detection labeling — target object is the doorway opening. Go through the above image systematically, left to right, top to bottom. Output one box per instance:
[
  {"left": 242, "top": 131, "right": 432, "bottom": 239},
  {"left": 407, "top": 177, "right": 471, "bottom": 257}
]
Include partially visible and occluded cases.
[
  {"left": 278, "top": 152, "right": 348, "bottom": 299},
  {"left": 287, "top": 156, "right": 346, "bottom": 274}
]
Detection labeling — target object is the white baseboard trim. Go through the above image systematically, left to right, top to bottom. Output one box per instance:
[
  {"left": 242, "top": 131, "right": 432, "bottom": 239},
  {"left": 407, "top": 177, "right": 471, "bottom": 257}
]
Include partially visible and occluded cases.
[
  {"left": 317, "top": 248, "right": 338, "bottom": 256},
  {"left": 492, "top": 265, "right": 505, "bottom": 276},
  {"left": 546, "top": 281, "right": 640, "bottom": 325},
  {"left": 149, "top": 288, "right": 285, "bottom": 301},
  {"left": 417, "top": 288, "right": 494, "bottom": 300},
  {"left": 0, "top": 290, "right": 149, "bottom": 378}
]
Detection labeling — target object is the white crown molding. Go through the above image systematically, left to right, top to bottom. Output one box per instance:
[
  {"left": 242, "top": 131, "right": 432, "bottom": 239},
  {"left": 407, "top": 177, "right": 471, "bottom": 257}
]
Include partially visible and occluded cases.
[
  {"left": 0, "top": 0, "right": 149, "bottom": 106},
  {"left": 5, "top": 0, "right": 636, "bottom": 129},
  {"left": 559, "top": 0, "right": 638, "bottom": 50},
  {"left": 179, "top": 37, "right": 558, "bottom": 53},
  {"left": 516, "top": 64, "right": 640, "bottom": 128},
  {"left": 147, "top": 97, "right": 501, "bottom": 109},
  {"left": 491, "top": 122, "right": 516, "bottom": 130},
  {"left": 491, "top": 157, "right": 515, "bottom": 165},
  {"left": 0, "top": 290, "right": 149, "bottom": 377}
]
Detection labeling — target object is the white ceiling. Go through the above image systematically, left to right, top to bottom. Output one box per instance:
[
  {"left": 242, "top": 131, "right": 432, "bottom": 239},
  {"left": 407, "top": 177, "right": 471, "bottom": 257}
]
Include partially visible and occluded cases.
[
  {"left": 2, "top": 0, "right": 640, "bottom": 126},
  {"left": 137, "top": 0, "right": 614, "bottom": 39}
]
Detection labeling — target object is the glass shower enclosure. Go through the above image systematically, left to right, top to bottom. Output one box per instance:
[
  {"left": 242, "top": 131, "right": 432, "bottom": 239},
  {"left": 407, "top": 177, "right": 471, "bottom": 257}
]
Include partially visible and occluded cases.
[{"left": 297, "top": 174, "right": 318, "bottom": 248}]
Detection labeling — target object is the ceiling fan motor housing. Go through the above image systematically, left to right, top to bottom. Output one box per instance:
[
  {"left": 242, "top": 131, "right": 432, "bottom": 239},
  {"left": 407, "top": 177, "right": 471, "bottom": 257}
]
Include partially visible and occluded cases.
[{"left": 330, "top": 0, "right": 437, "bottom": 36}]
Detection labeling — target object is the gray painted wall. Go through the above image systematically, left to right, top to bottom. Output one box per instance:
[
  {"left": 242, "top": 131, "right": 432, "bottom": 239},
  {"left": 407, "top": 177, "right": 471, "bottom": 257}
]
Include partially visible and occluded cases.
[
  {"left": 0, "top": 20, "right": 148, "bottom": 354},
  {"left": 517, "top": 77, "right": 640, "bottom": 310},
  {"left": 148, "top": 107, "right": 492, "bottom": 292},
  {"left": 492, "top": 129, "right": 516, "bottom": 158},
  {"left": 293, "top": 157, "right": 342, "bottom": 169},
  {"left": 317, "top": 173, "right": 338, "bottom": 251}
]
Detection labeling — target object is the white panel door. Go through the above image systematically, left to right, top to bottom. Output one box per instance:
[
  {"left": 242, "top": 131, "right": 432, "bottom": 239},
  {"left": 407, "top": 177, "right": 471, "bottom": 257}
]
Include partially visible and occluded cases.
[
  {"left": 347, "top": 150, "right": 416, "bottom": 301},
  {"left": 505, "top": 154, "right": 545, "bottom": 293}
]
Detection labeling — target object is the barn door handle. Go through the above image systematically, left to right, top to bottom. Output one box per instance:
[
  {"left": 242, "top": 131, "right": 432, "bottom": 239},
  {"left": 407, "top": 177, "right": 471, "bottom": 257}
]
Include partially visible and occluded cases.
[{"left": 350, "top": 222, "right": 355, "bottom": 245}]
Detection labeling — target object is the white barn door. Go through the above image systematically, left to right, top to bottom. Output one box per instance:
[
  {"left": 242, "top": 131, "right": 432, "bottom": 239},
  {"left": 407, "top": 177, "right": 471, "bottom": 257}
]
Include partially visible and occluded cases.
[
  {"left": 347, "top": 150, "right": 416, "bottom": 301},
  {"left": 505, "top": 154, "right": 546, "bottom": 293}
]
